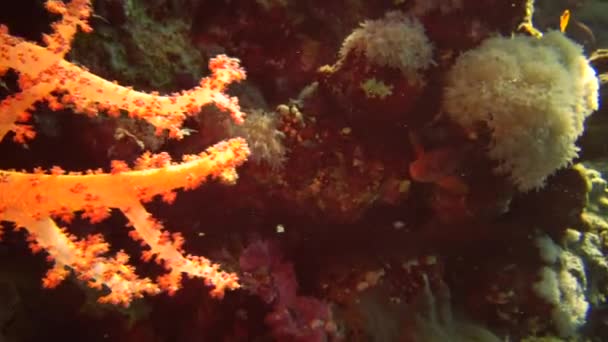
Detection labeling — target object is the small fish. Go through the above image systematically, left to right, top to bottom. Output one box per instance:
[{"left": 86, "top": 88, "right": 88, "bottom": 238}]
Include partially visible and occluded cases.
[
  {"left": 560, "top": 9, "right": 570, "bottom": 33},
  {"left": 407, "top": 131, "right": 470, "bottom": 194}
]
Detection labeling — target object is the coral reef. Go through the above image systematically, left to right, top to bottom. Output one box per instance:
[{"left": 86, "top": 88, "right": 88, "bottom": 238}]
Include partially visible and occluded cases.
[{"left": 1, "top": 0, "right": 608, "bottom": 341}]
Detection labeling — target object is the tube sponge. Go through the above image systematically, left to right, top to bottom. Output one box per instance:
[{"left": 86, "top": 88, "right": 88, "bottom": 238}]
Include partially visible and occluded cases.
[{"left": 442, "top": 31, "right": 599, "bottom": 191}]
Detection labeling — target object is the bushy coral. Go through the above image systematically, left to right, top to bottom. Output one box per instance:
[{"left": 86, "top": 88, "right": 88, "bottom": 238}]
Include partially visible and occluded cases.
[
  {"left": 338, "top": 11, "right": 434, "bottom": 81},
  {"left": 443, "top": 31, "right": 599, "bottom": 191}
]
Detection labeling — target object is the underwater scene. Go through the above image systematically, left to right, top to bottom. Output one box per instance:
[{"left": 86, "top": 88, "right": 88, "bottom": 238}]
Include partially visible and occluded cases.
[{"left": 2, "top": 0, "right": 608, "bottom": 341}]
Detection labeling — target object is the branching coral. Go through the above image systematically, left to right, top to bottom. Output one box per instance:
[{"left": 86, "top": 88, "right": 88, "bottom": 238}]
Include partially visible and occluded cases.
[{"left": 0, "top": 0, "right": 250, "bottom": 306}]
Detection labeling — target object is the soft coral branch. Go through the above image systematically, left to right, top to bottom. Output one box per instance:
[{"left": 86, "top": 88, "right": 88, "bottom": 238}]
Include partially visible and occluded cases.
[
  {"left": 0, "top": 0, "right": 250, "bottom": 306},
  {"left": 0, "top": 0, "right": 246, "bottom": 141},
  {"left": 1, "top": 138, "right": 249, "bottom": 305}
]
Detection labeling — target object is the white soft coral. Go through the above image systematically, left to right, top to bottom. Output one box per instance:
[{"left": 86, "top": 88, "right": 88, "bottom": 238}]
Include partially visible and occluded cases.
[
  {"left": 339, "top": 11, "right": 434, "bottom": 80},
  {"left": 443, "top": 31, "right": 599, "bottom": 191}
]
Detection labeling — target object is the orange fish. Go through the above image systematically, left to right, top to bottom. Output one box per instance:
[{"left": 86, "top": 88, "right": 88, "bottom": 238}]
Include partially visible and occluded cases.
[
  {"left": 560, "top": 9, "right": 570, "bottom": 33},
  {"left": 408, "top": 131, "right": 470, "bottom": 195}
]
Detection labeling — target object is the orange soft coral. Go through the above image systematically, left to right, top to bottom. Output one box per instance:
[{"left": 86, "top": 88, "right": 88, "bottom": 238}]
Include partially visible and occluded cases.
[
  {"left": 0, "top": 0, "right": 251, "bottom": 306},
  {"left": 0, "top": 0, "right": 246, "bottom": 141},
  {"left": 1, "top": 138, "right": 250, "bottom": 306}
]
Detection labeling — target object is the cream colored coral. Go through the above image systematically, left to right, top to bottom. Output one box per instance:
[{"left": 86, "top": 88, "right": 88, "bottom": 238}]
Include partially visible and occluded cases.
[
  {"left": 339, "top": 11, "right": 434, "bottom": 81},
  {"left": 443, "top": 32, "right": 599, "bottom": 191},
  {"left": 533, "top": 233, "right": 592, "bottom": 337}
]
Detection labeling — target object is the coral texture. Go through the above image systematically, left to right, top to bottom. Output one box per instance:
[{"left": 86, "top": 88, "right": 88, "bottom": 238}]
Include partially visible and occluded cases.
[
  {"left": 0, "top": 0, "right": 249, "bottom": 306},
  {"left": 339, "top": 11, "right": 434, "bottom": 81},
  {"left": 443, "top": 31, "right": 599, "bottom": 191}
]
